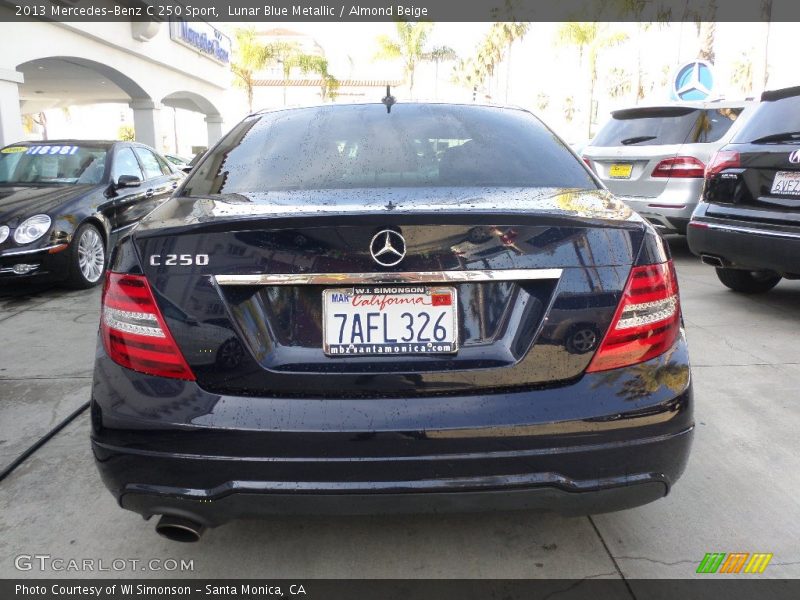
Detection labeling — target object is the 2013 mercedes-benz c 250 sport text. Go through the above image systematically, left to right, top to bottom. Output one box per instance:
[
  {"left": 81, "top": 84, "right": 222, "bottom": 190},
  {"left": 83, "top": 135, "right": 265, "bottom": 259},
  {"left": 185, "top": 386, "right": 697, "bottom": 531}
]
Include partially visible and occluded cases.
[{"left": 89, "top": 102, "right": 693, "bottom": 542}]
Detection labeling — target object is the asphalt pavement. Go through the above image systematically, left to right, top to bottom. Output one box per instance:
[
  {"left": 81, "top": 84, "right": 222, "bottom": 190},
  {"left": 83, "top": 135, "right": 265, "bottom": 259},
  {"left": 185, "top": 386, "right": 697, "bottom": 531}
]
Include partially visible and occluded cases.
[{"left": 0, "top": 237, "right": 798, "bottom": 580}]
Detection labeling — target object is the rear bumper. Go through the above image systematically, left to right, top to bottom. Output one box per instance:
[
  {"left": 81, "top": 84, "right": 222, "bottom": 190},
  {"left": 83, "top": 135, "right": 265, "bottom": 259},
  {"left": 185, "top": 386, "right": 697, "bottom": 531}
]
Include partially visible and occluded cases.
[
  {"left": 618, "top": 196, "right": 696, "bottom": 234},
  {"left": 687, "top": 211, "right": 800, "bottom": 276},
  {"left": 91, "top": 337, "right": 694, "bottom": 525},
  {"left": 118, "top": 476, "right": 676, "bottom": 525}
]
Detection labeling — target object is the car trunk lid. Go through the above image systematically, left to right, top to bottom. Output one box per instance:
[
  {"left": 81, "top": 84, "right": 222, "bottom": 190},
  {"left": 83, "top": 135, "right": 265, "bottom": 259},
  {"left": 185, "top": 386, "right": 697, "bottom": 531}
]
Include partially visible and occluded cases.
[{"left": 131, "top": 188, "right": 648, "bottom": 398}]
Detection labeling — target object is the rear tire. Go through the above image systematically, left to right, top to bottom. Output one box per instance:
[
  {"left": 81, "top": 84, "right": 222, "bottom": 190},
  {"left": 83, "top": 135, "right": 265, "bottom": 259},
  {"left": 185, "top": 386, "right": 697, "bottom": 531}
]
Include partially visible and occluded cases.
[
  {"left": 65, "top": 223, "right": 106, "bottom": 289},
  {"left": 715, "top": 268, "right": 781, "bottom": 294}
]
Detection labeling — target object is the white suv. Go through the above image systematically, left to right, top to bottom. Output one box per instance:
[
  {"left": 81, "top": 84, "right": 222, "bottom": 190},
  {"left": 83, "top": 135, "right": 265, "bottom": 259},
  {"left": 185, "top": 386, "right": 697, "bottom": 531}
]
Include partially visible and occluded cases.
[{"left": 583, "top": 101, "right": 754, "bottom": 234}]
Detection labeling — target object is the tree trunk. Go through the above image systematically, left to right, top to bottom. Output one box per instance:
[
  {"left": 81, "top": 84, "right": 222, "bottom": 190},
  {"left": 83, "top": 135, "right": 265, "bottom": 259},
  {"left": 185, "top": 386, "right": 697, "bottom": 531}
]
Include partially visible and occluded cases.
[
  {"left": 697, "top": 21, "right": 716, "bottom": 63},
  {"left": 505, "top": 40, "right": 512, "bottom": 104}
]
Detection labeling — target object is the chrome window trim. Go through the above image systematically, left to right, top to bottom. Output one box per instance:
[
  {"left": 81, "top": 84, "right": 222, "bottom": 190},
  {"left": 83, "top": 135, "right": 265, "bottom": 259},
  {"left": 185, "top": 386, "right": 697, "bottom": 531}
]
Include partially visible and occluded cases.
[
  {"left": 701, "top": 221, "right": 800, "bottom": 240},
  {"left": 215, "top": 268, "right": 563, "bottom": 286}
]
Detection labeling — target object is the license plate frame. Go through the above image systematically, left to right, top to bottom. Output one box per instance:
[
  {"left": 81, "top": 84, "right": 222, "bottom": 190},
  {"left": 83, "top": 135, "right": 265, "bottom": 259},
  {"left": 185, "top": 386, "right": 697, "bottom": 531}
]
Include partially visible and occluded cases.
[
  {"left": 609, "top": 163, "right": 633, "bottom": 179},
  {"left": 770, "top": 171, "right": 800, "bottom": 196},
  {"left": 322, "top": 285, "right": 459, "bottom": 356}
]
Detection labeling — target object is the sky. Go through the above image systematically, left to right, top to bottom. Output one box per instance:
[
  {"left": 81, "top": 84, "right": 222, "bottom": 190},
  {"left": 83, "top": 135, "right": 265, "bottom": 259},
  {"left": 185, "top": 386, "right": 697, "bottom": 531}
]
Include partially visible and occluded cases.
[{"left": 42, "top": 19, "right": 800, "bottom": 152}]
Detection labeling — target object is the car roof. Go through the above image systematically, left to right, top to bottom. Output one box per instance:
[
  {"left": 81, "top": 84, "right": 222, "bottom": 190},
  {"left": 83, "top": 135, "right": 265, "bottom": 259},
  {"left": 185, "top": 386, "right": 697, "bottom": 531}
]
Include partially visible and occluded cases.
[
  {"left": 761, "top": 85, "right": 800, "bottom": 102},
  {"left": 248, "top": 101, "right": 530, "bottom": 118}
]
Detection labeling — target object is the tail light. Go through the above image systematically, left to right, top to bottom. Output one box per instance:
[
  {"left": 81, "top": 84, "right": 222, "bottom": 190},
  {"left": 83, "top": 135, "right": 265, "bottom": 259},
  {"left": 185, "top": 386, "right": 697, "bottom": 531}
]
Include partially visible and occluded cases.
[
  {"left": 705, "top": 150, "right": 740, "bottom": 178},
  {"left": 582, "top": 156, "right": 594, "bottom": 172},
  {"left": 651, "top": 156, "right": 705, "bottom": 178},
  {"left": 587, "top": 261, "right": 680, "bottom": 373},
  {"left": 100, "top": 272, "right": 195, "bottom": 380}
]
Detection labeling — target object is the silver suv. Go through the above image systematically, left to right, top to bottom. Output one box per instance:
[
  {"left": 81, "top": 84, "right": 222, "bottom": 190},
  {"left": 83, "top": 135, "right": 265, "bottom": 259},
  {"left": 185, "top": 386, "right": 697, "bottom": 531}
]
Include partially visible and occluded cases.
[{"left": 582, "top": 101, "right": 754, "bottom": 234}]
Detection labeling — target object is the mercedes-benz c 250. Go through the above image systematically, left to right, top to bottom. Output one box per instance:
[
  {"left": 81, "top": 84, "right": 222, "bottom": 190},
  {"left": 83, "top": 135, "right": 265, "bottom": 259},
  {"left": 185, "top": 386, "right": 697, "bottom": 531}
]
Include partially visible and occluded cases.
[{"left": 90, "top": 102, "right": 693, "bottom": 541}]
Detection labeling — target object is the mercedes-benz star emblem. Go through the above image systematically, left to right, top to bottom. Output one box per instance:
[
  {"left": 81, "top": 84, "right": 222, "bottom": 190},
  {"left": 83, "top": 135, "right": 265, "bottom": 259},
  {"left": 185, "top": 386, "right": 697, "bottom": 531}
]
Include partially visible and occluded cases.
[
  {"left": 673, "top": 60, "right": 714, "bottom": 101},
  {"left": 370, "top": 230, "right": 406, "bottom": 267}
]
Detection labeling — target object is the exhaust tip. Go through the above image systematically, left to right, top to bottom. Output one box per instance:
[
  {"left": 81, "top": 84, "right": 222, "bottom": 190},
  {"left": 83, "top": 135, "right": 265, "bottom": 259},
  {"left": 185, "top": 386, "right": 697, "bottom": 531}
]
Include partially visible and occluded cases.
[
  {"left": 701, "top": 254, "right": 725, "bottom": 268},
  {"left": 155, "top": 515, "right": 206, "bottom": 542}
]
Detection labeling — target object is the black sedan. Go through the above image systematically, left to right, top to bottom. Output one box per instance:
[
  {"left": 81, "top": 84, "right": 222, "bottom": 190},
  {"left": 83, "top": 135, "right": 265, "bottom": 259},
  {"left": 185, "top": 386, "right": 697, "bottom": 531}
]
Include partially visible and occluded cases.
[
  {"left": 688, "top": 86, "right": 800, "bottom": 293},
  {"left": 90, "top": 102, "right": 693, "bottom": 542},
  {"left": 0, "top": 140, "right": 183, "bottom": 288}
]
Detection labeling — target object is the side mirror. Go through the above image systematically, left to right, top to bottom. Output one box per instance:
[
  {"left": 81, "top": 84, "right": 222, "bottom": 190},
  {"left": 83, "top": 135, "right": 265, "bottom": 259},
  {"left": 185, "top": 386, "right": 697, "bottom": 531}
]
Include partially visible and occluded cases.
[
  {"left": 180, "top": 165, "right": 193, "bottom": 174},
  {"left": 116, "top": 175, "right": 142, "bottom": 188}
]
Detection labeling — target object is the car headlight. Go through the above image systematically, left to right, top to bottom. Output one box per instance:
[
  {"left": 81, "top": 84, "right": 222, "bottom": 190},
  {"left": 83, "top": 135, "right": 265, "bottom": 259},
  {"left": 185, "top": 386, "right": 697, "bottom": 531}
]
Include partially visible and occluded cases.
[
  {"left": 13, "top": 214, "right": 51, "bottom": 244},
  {"left": 0, "top": 225, "right": 9, "bottom": 244}
]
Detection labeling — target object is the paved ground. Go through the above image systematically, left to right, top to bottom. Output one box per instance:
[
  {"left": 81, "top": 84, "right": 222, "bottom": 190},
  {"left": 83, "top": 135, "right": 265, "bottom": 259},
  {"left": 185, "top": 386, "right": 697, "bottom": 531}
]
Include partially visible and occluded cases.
[{"left": 0, "top": 237, "right": 798, "bottom": 580}]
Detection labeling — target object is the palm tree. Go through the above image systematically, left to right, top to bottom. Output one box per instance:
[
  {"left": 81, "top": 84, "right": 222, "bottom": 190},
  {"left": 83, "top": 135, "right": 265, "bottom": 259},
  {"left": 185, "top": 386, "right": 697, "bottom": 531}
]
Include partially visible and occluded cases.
[
  {"left": 693, "top": 0, "right": 718, "bottom": 63},
  {"left": 756, "top": 0, "right": 773, "bottom": 91},
  {"left": 374, "top": 22, "right": 456, "bottom": 98},
  {"left": 454, "top": 22, "right": 529, "bottom": 101},
  {"left": 556, "top": 23, "right": 628, "bottom": 137},
  {"left": 231, "top": 28, "right": 272, "bottom": 112},
  {"left": 426, "top": 46, "right": 458, "bottom": 100},
  {"left": 731, "top": 51, "right": 754, "bottom": 96},
  {"left": 285, "top": 53, "right": 340, "bottom": 102},
  {"left": 607, "top": 67, "right": 632, "bottom": 100},
  {"left": 535, "top": 92, "right": 550, "bottom": 112},
  {"left": 22, "top": 112, "right": 48, "bottom": 140}
]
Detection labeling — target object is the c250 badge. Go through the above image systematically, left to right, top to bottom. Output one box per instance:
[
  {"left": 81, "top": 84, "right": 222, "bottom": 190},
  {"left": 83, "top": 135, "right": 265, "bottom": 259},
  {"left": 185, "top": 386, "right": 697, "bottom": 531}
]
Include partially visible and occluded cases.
[{"left": 149, "top": 254, "right": 209, "bottom": 266}]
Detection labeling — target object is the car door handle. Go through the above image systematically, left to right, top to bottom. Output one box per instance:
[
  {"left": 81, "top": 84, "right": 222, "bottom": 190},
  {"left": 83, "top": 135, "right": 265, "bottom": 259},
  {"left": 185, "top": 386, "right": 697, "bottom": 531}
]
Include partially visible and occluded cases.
[{"left": 145, "top": 189, "right": 155, "bottom": 198}]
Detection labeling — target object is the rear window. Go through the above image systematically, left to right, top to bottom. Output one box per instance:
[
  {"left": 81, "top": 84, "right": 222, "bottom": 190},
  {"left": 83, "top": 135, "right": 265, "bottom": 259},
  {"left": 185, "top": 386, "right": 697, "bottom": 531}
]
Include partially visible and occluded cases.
[
  {"left": 732, "top": 95, "right": 800, "bottom": 143},
  {"left": 183, "top": 104, "right": 596, "bottom": 195},
  {"left": 592, "top": 107, "right": 742, "bottom": 147}
]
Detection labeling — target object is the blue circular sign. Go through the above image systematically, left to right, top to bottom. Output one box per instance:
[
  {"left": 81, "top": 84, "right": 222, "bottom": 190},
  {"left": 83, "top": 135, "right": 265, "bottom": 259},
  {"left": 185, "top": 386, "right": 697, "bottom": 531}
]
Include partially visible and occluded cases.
[{"left": 672, "top": 60, "right": 715, "bottom": 101}]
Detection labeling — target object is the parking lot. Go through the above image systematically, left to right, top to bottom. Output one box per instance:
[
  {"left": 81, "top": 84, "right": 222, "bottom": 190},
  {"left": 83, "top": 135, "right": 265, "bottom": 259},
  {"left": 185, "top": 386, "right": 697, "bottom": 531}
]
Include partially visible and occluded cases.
[{"left": 0, "top": 237, "right": 798, "bottom": 580}]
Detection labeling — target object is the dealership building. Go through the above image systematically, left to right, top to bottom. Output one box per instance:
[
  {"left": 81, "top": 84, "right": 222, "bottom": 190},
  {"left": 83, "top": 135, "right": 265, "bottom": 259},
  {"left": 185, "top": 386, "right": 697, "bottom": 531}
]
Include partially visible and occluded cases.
[{"left": 0, "top": 17, "right": 231, "bottom": 150}]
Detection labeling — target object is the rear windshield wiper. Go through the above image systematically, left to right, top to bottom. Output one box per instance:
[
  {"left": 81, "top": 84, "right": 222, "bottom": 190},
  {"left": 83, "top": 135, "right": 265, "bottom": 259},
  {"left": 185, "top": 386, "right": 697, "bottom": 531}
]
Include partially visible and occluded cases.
[
  {"left": 750, "top": 131, "right": 800, "bottom": 144},
  {"left": 620, "top": 135, "right": 657, "bottom": 145}
]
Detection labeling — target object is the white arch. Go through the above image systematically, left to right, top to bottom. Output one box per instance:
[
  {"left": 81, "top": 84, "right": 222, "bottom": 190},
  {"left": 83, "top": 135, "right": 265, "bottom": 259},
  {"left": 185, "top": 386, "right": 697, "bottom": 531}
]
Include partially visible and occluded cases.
[{"left": 0, "top": 21, "right": 229, "bottom": 148}]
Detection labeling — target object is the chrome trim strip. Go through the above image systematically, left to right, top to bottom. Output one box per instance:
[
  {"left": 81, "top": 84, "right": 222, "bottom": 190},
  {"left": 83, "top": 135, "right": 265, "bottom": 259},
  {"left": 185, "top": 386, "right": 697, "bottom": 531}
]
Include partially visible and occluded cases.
[
  {"left": 702, "top": 221, "right": 800, "bottom": 241},
  {"left": 111, "top": 222, "right": 137, "bottom": 234},
  {"left": 0, "top": 244, "right": 64, "bottom": 257},
  {"left": 0, "top": 266, "right": 40, "bottom": 275},
  {"left": 215, "top": 268, "right": 564, "bottom": 286}
]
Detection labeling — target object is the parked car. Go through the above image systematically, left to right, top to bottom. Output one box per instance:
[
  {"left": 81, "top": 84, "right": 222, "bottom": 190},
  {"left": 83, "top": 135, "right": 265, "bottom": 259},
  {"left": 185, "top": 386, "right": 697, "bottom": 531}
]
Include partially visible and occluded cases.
[
  {"left": 687, "top": 86, "right": 800, "bottom": 293},
  {"left": 583, "top": 100, "right": 753, "bottom": 234},
  {"left": 91, "top": 102, "right": 693, "bottom": 541},
  {"left": 0, "top": 140, "right": 183, "bottom": 287},
  {"left": 163, "top": 153, "right": 192, "bottom": 170}
]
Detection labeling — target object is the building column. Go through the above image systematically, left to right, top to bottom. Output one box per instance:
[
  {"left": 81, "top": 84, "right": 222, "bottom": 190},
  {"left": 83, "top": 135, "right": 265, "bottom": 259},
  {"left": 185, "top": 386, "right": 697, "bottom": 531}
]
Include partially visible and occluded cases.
[
  {"left": 0, "top": 69, "right": 24, "bottom": 147},
  {"left": 130, "top": 99, "right": 161, "bottom": 149},
  {"left": 205, "top": 114, "right": 224, "bottom": 147}
]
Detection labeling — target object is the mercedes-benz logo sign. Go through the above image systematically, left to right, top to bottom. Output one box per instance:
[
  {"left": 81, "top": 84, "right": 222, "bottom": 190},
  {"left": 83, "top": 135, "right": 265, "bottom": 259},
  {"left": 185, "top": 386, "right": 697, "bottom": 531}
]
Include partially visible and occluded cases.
[
  {"left": 672, "top": 60, "right": 715, "bottom": 101},
  {"left": 789, "top": 150, "right": 800, "bottom": 164},
  {"left": 370, "top": 230, "right": 406, "bottom": 267}
]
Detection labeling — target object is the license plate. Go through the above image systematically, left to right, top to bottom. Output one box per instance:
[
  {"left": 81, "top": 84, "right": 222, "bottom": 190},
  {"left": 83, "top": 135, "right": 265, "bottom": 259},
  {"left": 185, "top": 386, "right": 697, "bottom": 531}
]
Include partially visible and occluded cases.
[
  {"left": 609, "top": 163, "right": 633, "bottom": 179},
  {"left": 770, "top": 171, "right": 800, "bottom": 196},
  {"left": 322, "top": 286, "right": 458, "bottom": 356}
]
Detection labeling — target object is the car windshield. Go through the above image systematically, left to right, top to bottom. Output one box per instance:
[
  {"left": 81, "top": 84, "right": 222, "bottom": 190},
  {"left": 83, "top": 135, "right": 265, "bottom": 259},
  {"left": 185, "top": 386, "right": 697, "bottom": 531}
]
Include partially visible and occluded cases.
[
  {"left": 183, "top": 104, "right": 597, "bottom": 195},
  {"left": 0, "top": 144, "right": 108, "bottom": 186}
]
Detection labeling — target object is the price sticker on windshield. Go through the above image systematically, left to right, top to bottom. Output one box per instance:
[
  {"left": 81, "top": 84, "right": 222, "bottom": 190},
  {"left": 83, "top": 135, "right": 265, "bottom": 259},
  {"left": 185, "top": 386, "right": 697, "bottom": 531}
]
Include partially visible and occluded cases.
[{"left": 25, "top": 145, "right": 79, "bottom": 156}]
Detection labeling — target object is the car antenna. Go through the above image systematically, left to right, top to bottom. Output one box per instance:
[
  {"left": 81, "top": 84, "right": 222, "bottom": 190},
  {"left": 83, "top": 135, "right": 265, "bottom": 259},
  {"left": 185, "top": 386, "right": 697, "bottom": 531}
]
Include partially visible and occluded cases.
[{"left": 382, "top": 85, "right": 396, "bottom": 114}]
